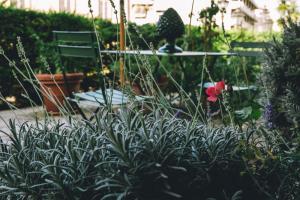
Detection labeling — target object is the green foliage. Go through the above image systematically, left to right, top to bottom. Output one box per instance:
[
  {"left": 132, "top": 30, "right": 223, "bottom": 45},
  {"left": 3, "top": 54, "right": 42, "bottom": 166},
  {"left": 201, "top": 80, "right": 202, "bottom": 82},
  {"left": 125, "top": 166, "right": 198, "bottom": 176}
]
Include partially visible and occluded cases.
[
  {"left": 198, "top": 0, "right": 219, "bottom": 52},
  {"left": 277, "top": 0, "right": 300, "bottom": 26},
  {"left": 0, "top": 6, "right": 276, "bottom": 109},
  {"left": 0, "top": 7, "right": 93, "bottom": 106},
  {"left": 0, "top": 7, "right": 158, "bottom": 104},
  {"left": 262, "top": 19, "right": 300, "bottom": 136},
  {"left": 127, "top": 23, "right": 160, "bottom": 49},
  {"left": 234, "top": 101, "right": 261, "bottom": 125},
  {"left": 0, "top": 108, "right": 299, "bottom": 199}
]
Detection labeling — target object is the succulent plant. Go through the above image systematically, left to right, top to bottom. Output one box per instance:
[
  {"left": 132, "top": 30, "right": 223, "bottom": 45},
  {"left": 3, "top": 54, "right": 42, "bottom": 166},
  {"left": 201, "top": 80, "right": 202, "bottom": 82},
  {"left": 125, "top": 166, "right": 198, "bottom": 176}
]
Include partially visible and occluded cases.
[
  {"left": 157, "top": 8, "right": 185, "bottom": 53},
  {"left": 0, "top": 107, "right": 299, "bottom": 199}
]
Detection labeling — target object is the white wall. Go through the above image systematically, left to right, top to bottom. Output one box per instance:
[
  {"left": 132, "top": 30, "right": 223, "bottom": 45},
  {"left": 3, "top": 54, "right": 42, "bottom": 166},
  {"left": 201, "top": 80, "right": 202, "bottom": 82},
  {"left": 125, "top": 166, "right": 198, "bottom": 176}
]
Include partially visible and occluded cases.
[
  {"left": 25, "top": 0, "right": 59, "bottom": 11},
  {"left": 130, "top": 0, "right": 211, "bottom": 25}
]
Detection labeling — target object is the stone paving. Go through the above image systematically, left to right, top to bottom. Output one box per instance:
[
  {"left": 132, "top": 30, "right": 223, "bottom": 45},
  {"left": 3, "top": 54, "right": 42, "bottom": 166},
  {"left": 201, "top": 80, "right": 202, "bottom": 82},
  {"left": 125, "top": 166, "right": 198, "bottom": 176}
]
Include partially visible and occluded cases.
[
  {"left": 0, "top": 106, "right": 92, "bottom": 142},
  {"left": 0, "top": 107, "right": 43, "bottom": 141}
]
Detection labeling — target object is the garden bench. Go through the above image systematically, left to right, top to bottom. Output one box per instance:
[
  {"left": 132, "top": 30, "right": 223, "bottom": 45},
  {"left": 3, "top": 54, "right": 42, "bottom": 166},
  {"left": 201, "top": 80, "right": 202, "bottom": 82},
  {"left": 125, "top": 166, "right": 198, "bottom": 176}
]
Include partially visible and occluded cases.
[
  {"left": 53, "top": 30, "right": 149, "bottom": 119},
  {"left": 229, "top": 41, "right": 271, "bottom": 57}
]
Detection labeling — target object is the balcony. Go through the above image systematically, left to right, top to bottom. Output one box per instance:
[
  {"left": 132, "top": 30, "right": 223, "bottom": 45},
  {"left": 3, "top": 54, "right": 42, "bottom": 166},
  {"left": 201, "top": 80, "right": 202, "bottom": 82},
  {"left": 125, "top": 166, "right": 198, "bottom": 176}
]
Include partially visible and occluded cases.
[
  {"left": 131, "top": 0, "right": 154, "bottom": 19},
  {"left": 231, "top": 0, "right": 257, "bottom": 22},
  {"left": 243, "top": 0, "right": 258, "bottom": 10},
  {"left": 239, "top": 5, "right": 256, "bottom": 21}
]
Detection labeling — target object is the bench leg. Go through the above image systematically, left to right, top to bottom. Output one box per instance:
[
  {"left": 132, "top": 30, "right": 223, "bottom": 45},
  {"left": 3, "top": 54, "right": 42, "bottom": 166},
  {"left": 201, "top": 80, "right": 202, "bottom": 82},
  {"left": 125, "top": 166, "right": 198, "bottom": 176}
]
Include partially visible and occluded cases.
[
  {"left": 66, "top": 98, "right": 88, "bottom": 120},
  {"left": 88, "top": 107, "right": 100, "bottom": 121}
]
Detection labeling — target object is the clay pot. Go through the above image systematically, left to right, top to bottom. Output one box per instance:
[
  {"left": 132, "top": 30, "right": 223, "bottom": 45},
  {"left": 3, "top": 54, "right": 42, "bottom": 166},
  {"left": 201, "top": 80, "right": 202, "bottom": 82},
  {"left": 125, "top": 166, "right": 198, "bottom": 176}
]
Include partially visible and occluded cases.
[
  {"left": 36, "top": 73, "right": 84, "bottom": 115},
  {"left": 157, "top": 75, "right": 169, "bottom": 89},
  {"left": 131, "top": 82, "right": 144, "bottom": 95}
]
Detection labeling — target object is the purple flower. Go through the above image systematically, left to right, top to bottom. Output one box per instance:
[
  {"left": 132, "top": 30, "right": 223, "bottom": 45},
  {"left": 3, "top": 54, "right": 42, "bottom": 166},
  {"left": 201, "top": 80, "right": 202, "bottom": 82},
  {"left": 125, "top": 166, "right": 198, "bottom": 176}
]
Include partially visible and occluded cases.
[{"left": 264, "top": 103, "right": 274, "bottom": 129}]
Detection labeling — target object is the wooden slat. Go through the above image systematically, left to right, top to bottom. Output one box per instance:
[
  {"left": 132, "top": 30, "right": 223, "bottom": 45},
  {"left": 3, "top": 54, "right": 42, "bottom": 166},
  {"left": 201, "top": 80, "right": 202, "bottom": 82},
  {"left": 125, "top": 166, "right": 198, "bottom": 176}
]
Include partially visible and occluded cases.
[
  {"left": 53, "top": 31, "right": 95, "bottom": 43},
  {"left": 231, "top": 41, "right": 271, "bottom": 49},
  {"left": 58, "top": 45, "right": 97, "bottom": 58},
  {"left": 100, "top": 50, "right": 237, "bottom": 57},
  {"left": 232, "top": 50, "right": 264, "bottom": 57},
  {"left": 232, "top": 85, "right": 257, "bottom": 91},
  {"left": 73, "top": 89, "right": 150, "bottom": 105},
  {"left": 95, "top": 89, "right": 127, "bottom": 100},
  {"left": 74, "top": 90, "right": 129, "bottom": 105},
  {"left": 86, "top": 91, "right": 129, "bottom": 104},
  {"left": 74, "top": 93, "right": 127, "bottom": 105},
  {"left": 74, "top": 93, "right": 104, "bottom": 103}
]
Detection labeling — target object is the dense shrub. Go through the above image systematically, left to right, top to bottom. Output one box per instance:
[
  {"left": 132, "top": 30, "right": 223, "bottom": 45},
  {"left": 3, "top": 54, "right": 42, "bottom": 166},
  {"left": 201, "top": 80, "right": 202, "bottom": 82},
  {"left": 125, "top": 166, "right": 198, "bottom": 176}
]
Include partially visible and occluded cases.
[
  {"left": 262, "top": 19, "right": 300, "bottom": 137},
  {"left": 0, "top": 108, "right": 299, "bottom": 199}
]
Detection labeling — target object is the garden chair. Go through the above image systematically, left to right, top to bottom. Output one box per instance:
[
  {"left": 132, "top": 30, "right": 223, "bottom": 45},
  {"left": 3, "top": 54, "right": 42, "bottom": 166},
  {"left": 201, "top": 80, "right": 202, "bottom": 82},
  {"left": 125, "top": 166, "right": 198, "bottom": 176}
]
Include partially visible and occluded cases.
[
  {"left": 53, "top": 30, "right": 148, "bottom": 120},
  {"left": 229, "top": 41, "right": 271, "bottom": 58}
]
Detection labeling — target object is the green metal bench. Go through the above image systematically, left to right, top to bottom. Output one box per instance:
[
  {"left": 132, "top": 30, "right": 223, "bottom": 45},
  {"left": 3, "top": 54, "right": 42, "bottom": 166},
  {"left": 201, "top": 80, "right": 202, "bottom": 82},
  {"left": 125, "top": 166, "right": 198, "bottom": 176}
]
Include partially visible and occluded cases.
[
  {"left": 53, "top": 31, "right": 148, "bottom": 119},
  {"left": 229, "top": 41, "right": 271, "bottom": 57}
]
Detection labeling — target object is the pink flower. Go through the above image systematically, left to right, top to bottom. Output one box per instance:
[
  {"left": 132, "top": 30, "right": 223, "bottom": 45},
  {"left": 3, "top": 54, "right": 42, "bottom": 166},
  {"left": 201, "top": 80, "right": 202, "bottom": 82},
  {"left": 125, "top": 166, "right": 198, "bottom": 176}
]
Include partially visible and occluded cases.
[{"left": 205, "top": 81, "right": 225, "bottom": 102}]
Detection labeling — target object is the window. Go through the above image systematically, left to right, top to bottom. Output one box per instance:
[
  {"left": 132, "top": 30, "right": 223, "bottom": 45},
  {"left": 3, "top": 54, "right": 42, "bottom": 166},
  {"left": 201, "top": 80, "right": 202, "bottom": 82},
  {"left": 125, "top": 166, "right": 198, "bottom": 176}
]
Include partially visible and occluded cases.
[
  {"left": 59, "top": 0, "right": 71, "bottom": 12},
  {"left": 132, "top": 4, "right": 150, "bottom": 19}
]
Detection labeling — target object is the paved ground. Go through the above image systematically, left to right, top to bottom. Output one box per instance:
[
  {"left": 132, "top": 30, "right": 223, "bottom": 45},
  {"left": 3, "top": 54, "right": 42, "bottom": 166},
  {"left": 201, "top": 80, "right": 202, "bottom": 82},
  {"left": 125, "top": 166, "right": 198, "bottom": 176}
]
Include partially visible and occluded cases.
[
  {"left": 0, "top": 106, "right": 93, "bottom": 142},
  {"left": 0, "top": 107, "right": 42, "bottom": 141}
]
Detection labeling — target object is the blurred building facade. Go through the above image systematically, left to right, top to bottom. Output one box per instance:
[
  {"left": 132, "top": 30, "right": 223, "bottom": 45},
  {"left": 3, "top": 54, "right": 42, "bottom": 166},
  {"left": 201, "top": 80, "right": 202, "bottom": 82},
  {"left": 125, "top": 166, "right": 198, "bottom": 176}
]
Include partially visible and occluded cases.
[{"left": 1, "top": 0, "right": 292, "bottom": 32}]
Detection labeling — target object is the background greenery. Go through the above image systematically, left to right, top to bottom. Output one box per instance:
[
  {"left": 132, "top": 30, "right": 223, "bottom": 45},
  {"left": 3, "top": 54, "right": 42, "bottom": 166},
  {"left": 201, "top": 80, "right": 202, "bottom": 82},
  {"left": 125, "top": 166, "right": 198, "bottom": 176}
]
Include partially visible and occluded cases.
[
  {"left": 0, "top": 4, "right": 299, "bottom": 200},
  {"left": 0, "top": 6, "right": 277, "bottom": 109}
]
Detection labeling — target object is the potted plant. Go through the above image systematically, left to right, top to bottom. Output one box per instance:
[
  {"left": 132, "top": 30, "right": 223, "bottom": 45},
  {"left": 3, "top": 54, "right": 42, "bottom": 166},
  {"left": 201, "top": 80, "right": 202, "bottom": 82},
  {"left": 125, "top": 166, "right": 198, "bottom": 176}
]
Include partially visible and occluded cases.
[
  {"left": 35, "top": 42, "right": 83, "bottom": 115},
  {"left": 36, "top": 72, "right": 83, "bottom": 115}
]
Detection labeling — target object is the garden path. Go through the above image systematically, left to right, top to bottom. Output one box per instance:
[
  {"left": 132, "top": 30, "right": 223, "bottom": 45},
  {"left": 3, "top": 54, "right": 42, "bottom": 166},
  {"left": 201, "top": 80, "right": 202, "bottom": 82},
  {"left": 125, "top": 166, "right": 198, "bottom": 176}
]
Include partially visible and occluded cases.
[
  {"left": 0, "top": 106, "right": 92, "bottom": 143},
  {"left": 0, "top": 107, "right": 43, "bottom": 142}
]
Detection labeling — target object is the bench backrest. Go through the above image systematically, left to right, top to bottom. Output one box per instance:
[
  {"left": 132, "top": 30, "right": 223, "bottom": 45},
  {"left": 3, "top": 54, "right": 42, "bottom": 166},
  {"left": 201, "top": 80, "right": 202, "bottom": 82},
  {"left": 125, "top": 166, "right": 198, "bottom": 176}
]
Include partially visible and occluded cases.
[
  {"left": 53, "top": 31, "right": 98, "bottom": 59},
  {"left": 230, "top": 41, "right": 271, "bottom": 57}
]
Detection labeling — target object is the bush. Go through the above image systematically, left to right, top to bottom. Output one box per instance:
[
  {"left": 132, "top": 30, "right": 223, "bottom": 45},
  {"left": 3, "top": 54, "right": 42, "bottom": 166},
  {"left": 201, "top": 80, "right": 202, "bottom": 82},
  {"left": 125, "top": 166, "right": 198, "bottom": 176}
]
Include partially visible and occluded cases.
[
  {"left": 262, "top": 19, "right": 300, "bottom": 136},
  {"left": 0, "top": 108, "right": 299, "bottom": 199}
]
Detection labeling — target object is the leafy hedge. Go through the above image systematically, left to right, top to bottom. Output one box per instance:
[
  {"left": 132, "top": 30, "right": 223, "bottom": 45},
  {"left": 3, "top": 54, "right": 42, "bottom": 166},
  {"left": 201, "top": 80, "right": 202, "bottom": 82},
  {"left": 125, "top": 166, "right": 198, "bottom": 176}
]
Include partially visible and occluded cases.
[{"left": 0, "top": 7, "right": 92, "bottom": 105}]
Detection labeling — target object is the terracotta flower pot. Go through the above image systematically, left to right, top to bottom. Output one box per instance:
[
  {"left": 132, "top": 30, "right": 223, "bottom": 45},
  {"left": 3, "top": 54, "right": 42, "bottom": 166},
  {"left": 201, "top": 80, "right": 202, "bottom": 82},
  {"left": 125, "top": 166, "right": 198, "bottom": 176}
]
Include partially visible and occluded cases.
[
  {"left": 36, "top": 73, "right": 84, "bottom": 115},
  {"left": 157, "top": 75, "right": 169, "bottom": 89},
  {"left": 131, "top": 82, "right": 144, "bottom": 95}
]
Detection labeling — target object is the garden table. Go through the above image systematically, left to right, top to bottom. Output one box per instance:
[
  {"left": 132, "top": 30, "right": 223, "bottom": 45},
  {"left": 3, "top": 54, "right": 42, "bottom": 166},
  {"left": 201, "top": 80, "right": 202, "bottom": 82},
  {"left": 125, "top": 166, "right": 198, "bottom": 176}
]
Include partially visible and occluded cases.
[
  {"left": 101, "top": 50, "right": 237, "bottom": 57},
  {"left": 101, "top": 50, "right": 237, "bottom": 83},
  {"left": 102, "top": 50, "right": 238, "bottom": 105},
  {"left": 102, "top": 50, "right": 237, "bottom": 86}
]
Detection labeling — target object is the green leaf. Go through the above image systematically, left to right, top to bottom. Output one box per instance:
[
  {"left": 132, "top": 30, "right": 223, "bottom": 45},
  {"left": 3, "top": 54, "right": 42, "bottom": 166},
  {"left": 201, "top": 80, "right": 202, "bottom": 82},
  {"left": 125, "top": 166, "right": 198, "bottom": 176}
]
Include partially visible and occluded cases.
[{"left": 235, "top": 106, "right": 253, "bottom": 120}]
